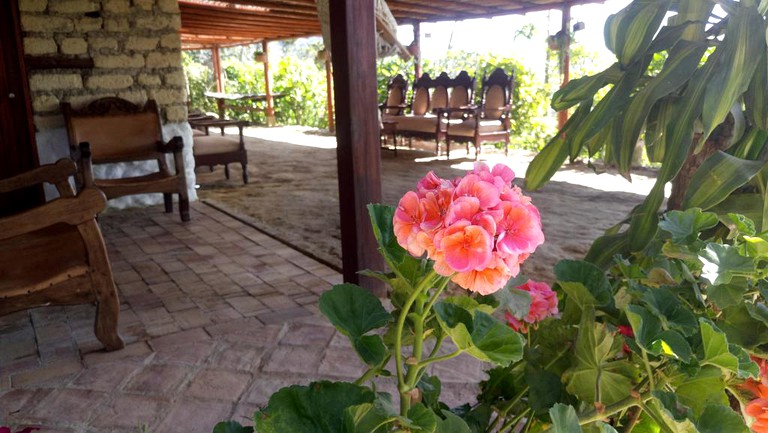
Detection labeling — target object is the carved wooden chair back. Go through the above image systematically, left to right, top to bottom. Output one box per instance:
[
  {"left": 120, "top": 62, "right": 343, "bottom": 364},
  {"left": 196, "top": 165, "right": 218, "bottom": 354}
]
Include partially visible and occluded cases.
[
  {"left": 479, "top": 68, "right": 513, "bottom": 119},
  {"left": 448, "top": 70, "right": 475, "bottom": 118},
  {"left": 430, "top": 72, "right": 452, "bottom": 112},
  {"left": 410, "top": 73, "right": 432, "bottom": 116},
  {"left": 382, "top": 74, "right": 408, "bottom": 116},
  {"left": 61, "top": 97, "right": 190, "bottom": 221}
]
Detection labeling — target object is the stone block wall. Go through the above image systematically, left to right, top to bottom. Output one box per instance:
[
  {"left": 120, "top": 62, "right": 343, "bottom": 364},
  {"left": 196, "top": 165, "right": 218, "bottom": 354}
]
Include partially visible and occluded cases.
[{"left": 18, "top": 0, "right": 197, "bottom": 205}]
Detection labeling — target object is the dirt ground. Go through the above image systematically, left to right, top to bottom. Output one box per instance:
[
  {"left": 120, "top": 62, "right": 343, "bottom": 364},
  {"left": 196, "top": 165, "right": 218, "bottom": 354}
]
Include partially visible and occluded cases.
[{"left": 196, "top": 126, "right": 658, "bottom": 282}]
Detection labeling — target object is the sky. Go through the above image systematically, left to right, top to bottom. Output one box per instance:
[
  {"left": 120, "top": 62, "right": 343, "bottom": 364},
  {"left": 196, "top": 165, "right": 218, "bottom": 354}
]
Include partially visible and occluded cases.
[{"left": 394, "top": 0, "right": 632, "bottom": 77}]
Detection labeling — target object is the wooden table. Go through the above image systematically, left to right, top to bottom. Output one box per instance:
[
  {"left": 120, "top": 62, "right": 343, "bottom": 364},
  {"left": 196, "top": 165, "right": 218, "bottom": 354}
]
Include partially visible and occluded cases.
[{"left": 204, "top": 91, "right": 287, "bottom": 122}]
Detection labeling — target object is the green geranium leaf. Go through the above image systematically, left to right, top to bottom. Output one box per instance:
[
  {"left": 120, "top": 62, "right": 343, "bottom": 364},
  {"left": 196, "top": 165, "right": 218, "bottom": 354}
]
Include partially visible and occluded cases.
[
  {"left": 367, "top": 204, "right": 425, "bottom": 287},
  {"left": 658, "top": 209, "right": 719, "bottom": 244},
  {"left": 726, "top": 213, "right": 757, "bottom": 236},
  {"left": 744, "top": 235, "right": 768, "bottom": 259},
  {"left": 699, "top": 243, "right": 755, "bottom": 285},
  {"left": 554, "top": 260, "right": 612, "bottom": 306},
  {"left": 559, "top": 282, "right": 600, "bottom": 312},
  {"left": 708, "top": 283, "right": 746, "bottom": 309},
  {"left": 319, "top": 284, "right": 393, "bottom": 366},
  {"left": 495, "top": 287, "right": 532, "bottom": 320},
  {"left": 641, "top": 288, "right": 698, "bottom": 336},
  {"left": 746, "top": 302, "right": 768, "bottom": 327},
  {"left": 434, "top": 303, "right": 524, "bottom": 366},
  {"left": 721, "top": 303, "right": 768, "bottom": 349},
  {"left": 626, "top": 305, "right": 662, "bottom": 353},
  {"left": 563, "top": 310, "right": 637, "bottom": 404},
  {"left": 466, "top": 311, "right": 524, "bottom": 366},
  {"left": 699, "top": 319, "right": 739, "bottom": 373},
  {"left": 649, "top": 330, "right": 692, "bottom": 363},
  {"left": 353, "top": 335, "right": 388, "bottom": 366},
  {"left": 730, "top": 343, "right": 759, "bottom": 379},
  {"left": 527, "top": 366, "right": 568, "bottom": 414},
  {"left": 671, "top": 366, "right": 728, "bottom": 417},
  {"left": 417, "top": 374, "right": 442, "bottom": 415},
  {"left": 255, "top": 381, "right": 376, "bottom": 433},
  {"left": 653, "top": 390, "right": 692, "bottom": 422},
  {"left": 342, "top": 403, "right": 392, "bottom": 433},
  {"left": 406, "top": 404, "right": 437, "bottom": 433},
  {"left": 549, "top": 404, "right": 583, "bottom": 433},
  {"left": 696, "top": 404, "right": 749, "bottom": 433},
  {"left": 435, "top": 410, "right": 472, "bottom": 433},
  {"left": 213, "top": 421, "right": 254, "bottom": 433},
  {"left": 583, "top": 423, "right": 619, "bottom": 433}
]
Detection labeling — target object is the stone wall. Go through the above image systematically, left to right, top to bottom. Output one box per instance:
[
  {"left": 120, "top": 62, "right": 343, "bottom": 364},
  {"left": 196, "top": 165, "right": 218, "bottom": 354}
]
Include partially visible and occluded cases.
[{"left": 18, "top": 0, "right": 197, "bottom": 205}]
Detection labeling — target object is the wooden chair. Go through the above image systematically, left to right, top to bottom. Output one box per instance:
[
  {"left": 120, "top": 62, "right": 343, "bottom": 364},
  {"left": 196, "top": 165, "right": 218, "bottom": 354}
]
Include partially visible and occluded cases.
[
  {"left": 445, "top": 68, "right": 514, "bottom": 159},
  {"left": 379, "top": 74, "right": 408, "bottom": 120},
  {"left": 61, "top": 97, "right": 190, "bottom": 221},
  {"left": 188, "top": 114, "right": 249, "bottom": 184},
  {"left": 0, "top": 159, "right": 124, "bottom": 351}
]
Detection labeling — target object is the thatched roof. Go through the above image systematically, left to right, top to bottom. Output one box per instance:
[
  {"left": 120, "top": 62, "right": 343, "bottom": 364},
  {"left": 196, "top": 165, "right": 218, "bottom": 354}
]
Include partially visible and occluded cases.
[{"left": 180, "top": 0, "right": 603, "bottom": 48}]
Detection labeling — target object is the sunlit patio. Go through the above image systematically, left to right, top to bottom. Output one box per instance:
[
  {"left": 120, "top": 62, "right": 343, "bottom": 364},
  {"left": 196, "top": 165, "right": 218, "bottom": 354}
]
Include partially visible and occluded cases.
[{"left": 0, "top": 201, "right": 484, "bottom": 433}]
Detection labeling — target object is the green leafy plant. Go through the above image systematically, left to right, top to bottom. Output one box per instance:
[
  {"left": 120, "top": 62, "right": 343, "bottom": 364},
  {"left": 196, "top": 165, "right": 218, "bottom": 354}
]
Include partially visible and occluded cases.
[
  {"left": 525, "top": 0, "right": 768, "bottom": 266},
  {"left": 213, "top": 160, "right": 768, "bottom": 432}
]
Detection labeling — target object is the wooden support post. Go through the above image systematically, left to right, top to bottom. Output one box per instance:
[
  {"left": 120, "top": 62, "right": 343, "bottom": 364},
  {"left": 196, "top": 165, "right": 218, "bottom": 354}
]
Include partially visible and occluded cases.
[
  {"left": 329, "top": 0, "right": 384, "bottom": 292},
  {"left": 557, "top": 5, "right": 571, "bottom": 130},
  {"left": 413, "top": 22, "right": 422, "bottom": 79},
  {"left": 262, "top": 40, "right": 276, "bottom": 127},
  {"left": 211, "top": 45, "right": 226, "bottom": 118},
  {"left": 325, "top": 52, "right": 335, "bottom": 133}
]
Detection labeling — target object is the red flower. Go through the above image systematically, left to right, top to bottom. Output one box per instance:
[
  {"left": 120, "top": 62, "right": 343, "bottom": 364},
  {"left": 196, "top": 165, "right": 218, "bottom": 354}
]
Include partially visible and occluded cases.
[
  {"left": 617, "top": 325, "right": 634, "bottom": 354},
  {"left": 744, "top": 381, "right": 768, "bottom": 433}
]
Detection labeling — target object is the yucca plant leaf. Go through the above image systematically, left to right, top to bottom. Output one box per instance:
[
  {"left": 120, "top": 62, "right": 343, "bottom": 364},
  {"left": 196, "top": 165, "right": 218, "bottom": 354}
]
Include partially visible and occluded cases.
[
  {"left": 605, "top": 0, "right": 672, "bottom": 66},
  {"left": 700, "top": 5, "right": 765, "bottom": 145},
  {"left": 613, "top": 41, "right": 708, "bottom": 175},
  {"left": 745, "top": 46, "right": 768, "bottom": 130},
  {"left": 568, "top": 58, "right": 648, "bottom": 155},
  {"left": 551, "top": 65, "right": 618, "bottom": 111},
  {"left": 645, "top": 97, "right": 676, "bottom": 163},
  {"left": 526, "top": 101, "right": 592, "bottom": 190},
  {"left": 727, "top": 127, "right": 768, "bottom": 160},
  {"left": 683, "top": 151, "right": 767, "bottom": 210},
  {"left": 628, "top": 182, "right": 665, "bottom": 252},
  {"left": 711, "top": 193, "right": 766, "bottom": 232},
  {"left": 585, "top": 231, "right": 630, "bottom": 268}
]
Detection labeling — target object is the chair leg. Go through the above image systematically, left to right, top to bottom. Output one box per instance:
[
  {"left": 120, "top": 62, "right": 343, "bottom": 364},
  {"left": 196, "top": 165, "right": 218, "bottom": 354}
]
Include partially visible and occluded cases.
[
  {"left": 446, "top": 138, "right": 451, "bottom": 159},
  {"left": 242, "top": 162, "right": 248, "bottom": 184},
  {"left": 224, "top": 164, "right": 230, "bottom": 180},
  {"left": 209, "top": 166, "right": 214, "bottom": 172},
  {"left": 179, "top": 191, "right": 190, "bottom": 222},
  {"left": 163, "top": 193, "right": 173, "bottom": 213},
  {"left": 80, "top": 222, "right": 125, "bottom": 352}
]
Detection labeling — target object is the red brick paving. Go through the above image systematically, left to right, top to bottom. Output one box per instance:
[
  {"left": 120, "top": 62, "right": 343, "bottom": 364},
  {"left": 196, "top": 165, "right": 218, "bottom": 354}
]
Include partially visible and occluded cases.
[{"left": 0, "top": 202, "right": 483, "bottom": 432}]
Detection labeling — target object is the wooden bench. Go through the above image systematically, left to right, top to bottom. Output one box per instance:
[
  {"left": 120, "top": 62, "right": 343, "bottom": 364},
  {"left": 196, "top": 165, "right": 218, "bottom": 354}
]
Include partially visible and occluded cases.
[
  {"left": 61, "top": 97, "right": 190, "bottom": 221},
  {"left": 189, "top": 114, "right": 249, "bottom": 184},
  {"left": 0, "top": 159, "right": 124, "bottom": 351}
]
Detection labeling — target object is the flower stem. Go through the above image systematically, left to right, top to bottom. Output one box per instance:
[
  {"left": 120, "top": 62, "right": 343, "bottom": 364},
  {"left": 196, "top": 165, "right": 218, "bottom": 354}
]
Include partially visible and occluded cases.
[
  {"left": 394, "top": 269, "right": 439, "bottom": 415},
  {"left": 414, "top": 349, "right": 462, "bottom": 369},
  {"left": 641, "top": 349, "right": 656, "bottom": 390},
  {"left": 539, "top": 391, "right": 654, "bottom": 433}
]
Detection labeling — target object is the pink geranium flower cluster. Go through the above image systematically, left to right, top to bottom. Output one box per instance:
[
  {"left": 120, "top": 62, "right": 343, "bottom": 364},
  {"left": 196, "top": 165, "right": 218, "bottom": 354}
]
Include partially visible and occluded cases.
[
  {"left": 393, "top": 163, "right": 544, "bottom": 295},
  {"left": 504, "top": 280, "right": 558, "bottom": 333}
]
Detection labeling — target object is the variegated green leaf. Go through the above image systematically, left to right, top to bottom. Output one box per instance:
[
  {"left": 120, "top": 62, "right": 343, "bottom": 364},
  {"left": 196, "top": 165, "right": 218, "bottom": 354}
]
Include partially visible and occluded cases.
[
  {"left": 605, "top": 0, "right": 672, "bottom": 66},
  {"left": 700, "top": 5, "right": 766, "bottom": 144},
  {"left": 613, "top": 41, "right": 708, "bottom": 175},
  {"left": 745, "top": 46, "right": 768, "bottom": 130},
  {"left": 567, "top": 59, "right": 648, "bottom": 155},
  {"left": 551, "top": 65, "right": 618, "bottom": 111},
  {"left": 645, "top": 98, "right": 675, "bottom": 163},
  {"left": 526, "top": 101, "right": 592, "bottom": 190},
  {"left": 729, "top": 127, "right": 768, "bottom": 160},
  {"left": 683, "top": 151, "right": 767, "bottom": 210},
  {"left": 628, "top": 183, "right": 664, "bottom": 251},
  {"left": 585, "top": 231, "right": 630, "bottom": 269}
]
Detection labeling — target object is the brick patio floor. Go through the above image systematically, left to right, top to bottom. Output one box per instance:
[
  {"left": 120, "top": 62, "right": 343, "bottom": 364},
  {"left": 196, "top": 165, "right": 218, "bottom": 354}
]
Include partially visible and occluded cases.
[{"left": 0, "top": 202, "right": 483, "bottom": 433}]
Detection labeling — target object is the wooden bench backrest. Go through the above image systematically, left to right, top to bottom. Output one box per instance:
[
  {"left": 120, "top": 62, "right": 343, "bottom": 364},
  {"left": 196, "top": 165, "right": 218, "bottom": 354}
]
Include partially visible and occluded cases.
[
  {"left": 411, "top": 73, "right": 432, "bottom": 116},
  {"left": 62, "top": 98, "right": 162, "bottom": 162}
]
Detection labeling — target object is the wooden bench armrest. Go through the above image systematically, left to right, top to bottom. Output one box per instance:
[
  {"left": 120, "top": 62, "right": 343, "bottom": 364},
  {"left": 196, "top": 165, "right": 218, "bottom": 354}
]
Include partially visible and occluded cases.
[
  {"left": 157, "top": 136, "right": 184, "bottom": 153},
  {"left": 0, "top": 159, "right": 77, "bottom": 196},
  {"left": 0, "top": 188, "right": 106, "bottom": 241}
]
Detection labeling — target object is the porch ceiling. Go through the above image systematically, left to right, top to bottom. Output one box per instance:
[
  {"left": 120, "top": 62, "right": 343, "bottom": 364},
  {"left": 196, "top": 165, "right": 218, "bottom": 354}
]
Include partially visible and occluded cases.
[{"left": 179, "top": 0, "right": 603, "bottom": 48}]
